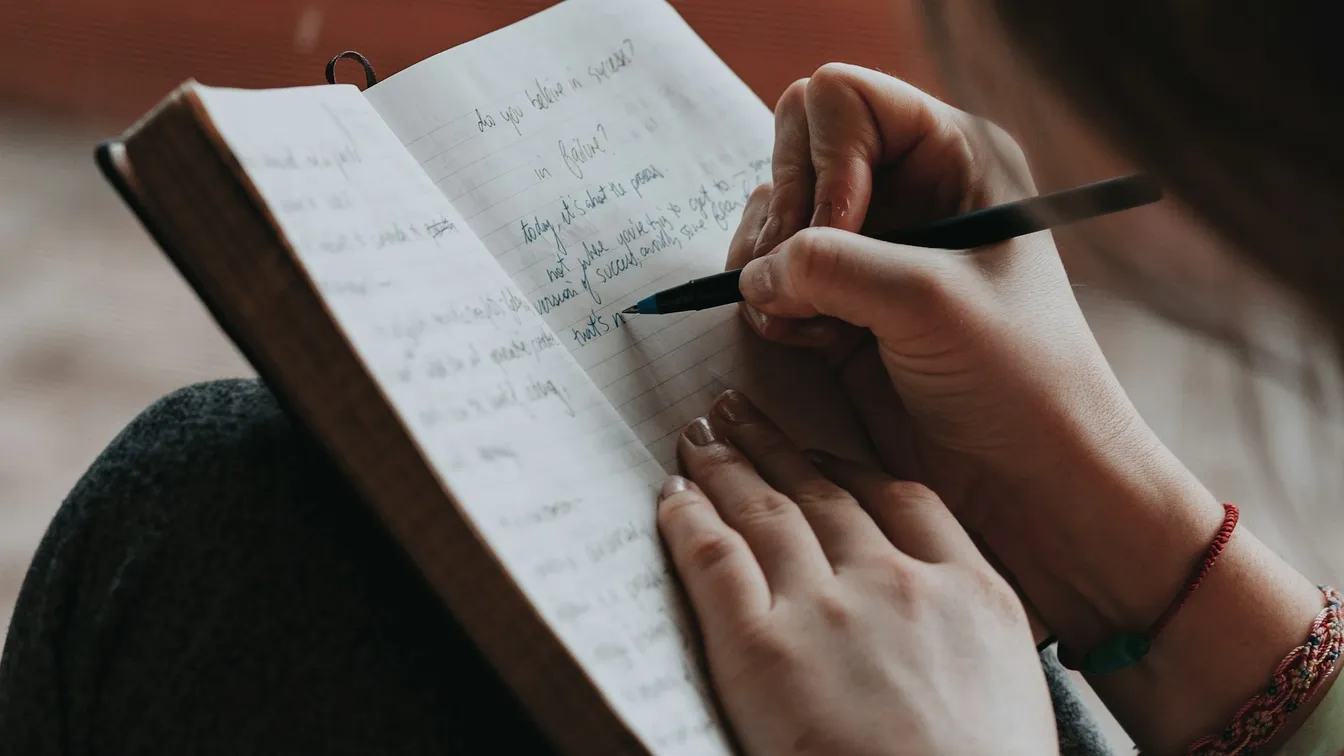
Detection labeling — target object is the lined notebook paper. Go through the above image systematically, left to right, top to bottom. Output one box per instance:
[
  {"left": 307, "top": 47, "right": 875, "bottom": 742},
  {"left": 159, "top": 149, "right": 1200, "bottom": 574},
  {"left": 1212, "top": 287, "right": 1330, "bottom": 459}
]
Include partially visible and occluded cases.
[
  {"left": 186, "top": 0, "right": 874, "bottom": 751},
  {"left": 365, "top": 0, "right": 871, "bottom": 467},
  {"left": 197, "top": 84, "right": 732, "bottom": 753}
]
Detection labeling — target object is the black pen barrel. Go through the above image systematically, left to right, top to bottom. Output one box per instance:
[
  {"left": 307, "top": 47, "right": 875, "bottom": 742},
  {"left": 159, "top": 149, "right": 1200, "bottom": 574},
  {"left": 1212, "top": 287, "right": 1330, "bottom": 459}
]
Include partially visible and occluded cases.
[{"left": 654, "top": 269, "right": 744, "bottom": 313}]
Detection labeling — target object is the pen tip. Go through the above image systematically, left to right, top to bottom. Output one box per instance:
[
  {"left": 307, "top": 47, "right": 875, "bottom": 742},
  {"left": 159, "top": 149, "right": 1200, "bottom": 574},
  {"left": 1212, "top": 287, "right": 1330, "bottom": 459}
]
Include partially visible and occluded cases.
[{"left": 621, "top": 306, "right": 640, "bottom": 314}]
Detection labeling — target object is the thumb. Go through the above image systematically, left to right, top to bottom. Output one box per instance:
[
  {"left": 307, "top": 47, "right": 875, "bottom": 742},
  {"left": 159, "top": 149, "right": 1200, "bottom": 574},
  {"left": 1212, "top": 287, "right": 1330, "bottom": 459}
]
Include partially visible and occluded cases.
[{"left": 740, "top": 227, "right": 962, "bottom": 331}]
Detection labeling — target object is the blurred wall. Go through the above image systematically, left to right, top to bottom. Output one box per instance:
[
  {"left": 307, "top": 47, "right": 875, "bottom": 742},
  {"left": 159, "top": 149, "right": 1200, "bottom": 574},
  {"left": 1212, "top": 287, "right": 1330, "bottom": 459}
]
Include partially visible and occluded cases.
[{"left": 0, "top": 0, "right": 943, "bottom": 125}]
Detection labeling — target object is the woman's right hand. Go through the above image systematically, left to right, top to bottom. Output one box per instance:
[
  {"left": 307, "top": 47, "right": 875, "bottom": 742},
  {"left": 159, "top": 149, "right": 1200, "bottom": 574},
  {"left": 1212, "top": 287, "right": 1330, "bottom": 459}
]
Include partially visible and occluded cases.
[{"left": 730, "top": 64, "right": 1226, "bottom": 652}]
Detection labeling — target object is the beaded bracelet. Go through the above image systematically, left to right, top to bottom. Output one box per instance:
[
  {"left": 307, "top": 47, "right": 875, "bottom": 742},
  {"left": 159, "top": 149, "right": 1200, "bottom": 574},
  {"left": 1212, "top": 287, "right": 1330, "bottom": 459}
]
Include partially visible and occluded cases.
[
  {"left": 1058, "top": 503, "right": 1240, "bottom": 675},
  {"left": 1185, "top": 585, "right": 1343, "bottom": 755}
]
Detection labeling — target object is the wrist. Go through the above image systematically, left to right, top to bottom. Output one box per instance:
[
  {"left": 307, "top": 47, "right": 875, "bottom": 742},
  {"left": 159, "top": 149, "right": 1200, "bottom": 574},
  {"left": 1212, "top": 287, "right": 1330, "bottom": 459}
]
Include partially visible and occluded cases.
[
  {"left": 973, "top": 413, "right": 1326, "bottom": 751},
  {"left": 977, "top": 413, "right": 1224, "bottom": 651},
  {"left": 1090, "top": 532, "right": 1325, "bottom": 751}
]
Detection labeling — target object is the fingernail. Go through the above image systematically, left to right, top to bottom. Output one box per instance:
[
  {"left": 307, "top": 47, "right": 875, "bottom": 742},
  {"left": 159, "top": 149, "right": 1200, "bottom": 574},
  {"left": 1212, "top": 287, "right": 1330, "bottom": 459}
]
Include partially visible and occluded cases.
[
  {"left": 810, "top": 201, "right": 832, "bottom": 228},
  {"left": 754, "top": 214, "right": 781, "bottom": 254},
  {"left": 740, "top": 256, "right": 777, "bottom": 305},
  {"left": 715, "top": 390, "right": 757, "bottom": 424},
  {"left": 682, "top": 417, "right": 719, "bottom": 446},
  {"left": 660, "top": 475, "right": 691, "bottom": 500}
]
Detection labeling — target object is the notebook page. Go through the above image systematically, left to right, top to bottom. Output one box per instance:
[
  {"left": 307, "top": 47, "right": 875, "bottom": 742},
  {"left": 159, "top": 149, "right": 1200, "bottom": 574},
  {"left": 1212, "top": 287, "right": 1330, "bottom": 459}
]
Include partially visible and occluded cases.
[
  {"left": 364, "top": 0, "right": 872, "bottom": 468},
  {"left": 192, "top": 83, "right": 733, "bottom": 755}
]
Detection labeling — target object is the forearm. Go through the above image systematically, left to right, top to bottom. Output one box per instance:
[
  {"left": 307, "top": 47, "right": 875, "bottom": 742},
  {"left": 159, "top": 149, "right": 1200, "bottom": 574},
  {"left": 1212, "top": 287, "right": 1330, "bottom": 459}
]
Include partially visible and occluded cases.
[
  {"left": 983, "top": 423, "right": 1327, "bottom": 753},
  {"left": 1089, "top": 529, "right": 1324, "bottom": 750}
]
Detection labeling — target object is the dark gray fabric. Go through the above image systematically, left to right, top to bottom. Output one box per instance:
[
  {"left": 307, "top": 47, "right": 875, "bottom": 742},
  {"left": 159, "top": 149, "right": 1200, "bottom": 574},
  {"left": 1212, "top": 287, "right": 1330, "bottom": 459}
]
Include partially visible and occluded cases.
[
  {"left": 0, "top": 378, "right": 1115, "bottom": 755},
  {"left": 1043, "top": 648, "right": 1120, "bottom": 756}
]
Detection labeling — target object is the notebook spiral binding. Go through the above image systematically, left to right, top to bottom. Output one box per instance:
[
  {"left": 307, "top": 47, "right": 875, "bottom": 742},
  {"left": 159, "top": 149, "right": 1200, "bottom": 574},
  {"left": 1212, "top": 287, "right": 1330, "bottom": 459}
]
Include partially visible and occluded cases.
[{"left": 325, "top": 51, "right": 379, "bottom": 89}]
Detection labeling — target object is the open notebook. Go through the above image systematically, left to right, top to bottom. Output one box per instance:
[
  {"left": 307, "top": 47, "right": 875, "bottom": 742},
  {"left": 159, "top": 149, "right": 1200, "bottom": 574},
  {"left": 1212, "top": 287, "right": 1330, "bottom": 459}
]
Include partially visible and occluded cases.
[{"left": 99, "top": 0, "right": 872, "bottom": 751}]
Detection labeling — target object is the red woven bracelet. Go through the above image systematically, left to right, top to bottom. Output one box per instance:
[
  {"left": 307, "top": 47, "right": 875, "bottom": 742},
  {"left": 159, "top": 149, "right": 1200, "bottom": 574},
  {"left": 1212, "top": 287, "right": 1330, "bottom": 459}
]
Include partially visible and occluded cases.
[
  {"left": 1059, "top": 503, "right": 1239, "bottom": 675},
  {"left": 1149, "top": 503, "right": 1240, "bottom": 640},
  {"left": 1184, "top": 585, "right": 1343, "bottom": 755}
]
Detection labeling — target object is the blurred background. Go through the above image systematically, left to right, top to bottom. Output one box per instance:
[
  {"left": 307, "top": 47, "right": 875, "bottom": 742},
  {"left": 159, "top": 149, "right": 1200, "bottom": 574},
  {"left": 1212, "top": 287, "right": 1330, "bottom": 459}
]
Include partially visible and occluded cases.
[{"left": 1, "top": 2, "right": 1341, "bottom": 751}]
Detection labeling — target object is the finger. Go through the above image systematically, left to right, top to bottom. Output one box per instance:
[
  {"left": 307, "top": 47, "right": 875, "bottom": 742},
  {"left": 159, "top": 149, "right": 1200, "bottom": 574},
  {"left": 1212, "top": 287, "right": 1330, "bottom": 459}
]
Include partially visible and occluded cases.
[
  {"left": 803, "top": 63, "right": 968, "bottom": 233},
  {"left": 755, "top": 78, "right": 814, "bottom": 255},
  {"left": 733, "top": 93, "right": 840, "bottom": 348},
  {"left": 727, "top": 181, "right": 842, "bottom": 348},
  {"left": 725, "top": 182, "right": 772, "bottom": 271},
  {"left": 738, "top": 226, "right": 967, "bottom": 326},
  {"left": 737, "top": 305, "right": 846, "bottom": 349},
  {"left": 828, "top": 342, "right": 919, "bottom": 480},
  {"left": 709, "top": 391, "right": 892, "bottom": 565},
  {"left": 678, "top": 417, "right": 831, "bottom": 591},
  {"left": 808, "top": 452, "right": 980, "bottom": 564},
  {"left": 657, "top": 475, "right": 770, "bottom": 637},
  {"left": 974, "top": 534, "right": 1052, "bottom": 645}
]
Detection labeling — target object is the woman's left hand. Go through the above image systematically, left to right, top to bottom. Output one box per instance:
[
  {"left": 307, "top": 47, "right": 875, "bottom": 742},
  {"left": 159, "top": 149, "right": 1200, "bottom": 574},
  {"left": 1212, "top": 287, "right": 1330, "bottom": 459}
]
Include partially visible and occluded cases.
[{"left": 658, "top": 390, "right": 1057, "bottom": 756}]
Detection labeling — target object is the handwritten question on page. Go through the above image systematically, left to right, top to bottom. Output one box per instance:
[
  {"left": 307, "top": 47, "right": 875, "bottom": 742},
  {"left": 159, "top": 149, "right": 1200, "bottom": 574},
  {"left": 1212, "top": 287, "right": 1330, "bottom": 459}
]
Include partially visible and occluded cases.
[
  {"left": 366, "top": 0, "right": 872, "bottom": 471},
  {"left": 198, "top": 79, "right": 731, "bottom": 754}
]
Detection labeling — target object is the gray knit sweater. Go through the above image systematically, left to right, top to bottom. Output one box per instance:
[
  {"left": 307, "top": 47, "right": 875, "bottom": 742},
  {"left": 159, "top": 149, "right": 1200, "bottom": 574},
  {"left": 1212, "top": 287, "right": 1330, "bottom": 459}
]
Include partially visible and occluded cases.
[{"left": 0, "top": 379, "right": 1115, "bottom": 755}]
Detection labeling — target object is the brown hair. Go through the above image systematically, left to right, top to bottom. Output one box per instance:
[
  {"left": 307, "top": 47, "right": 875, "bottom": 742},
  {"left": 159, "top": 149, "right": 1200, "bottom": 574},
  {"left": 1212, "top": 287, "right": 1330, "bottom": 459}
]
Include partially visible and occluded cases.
[
  {"left": 926, "top": 3, "right": 1344, "bottom": 582},
  {"left": 975, "top": 3, "right": 1344, "bottom": 346}
]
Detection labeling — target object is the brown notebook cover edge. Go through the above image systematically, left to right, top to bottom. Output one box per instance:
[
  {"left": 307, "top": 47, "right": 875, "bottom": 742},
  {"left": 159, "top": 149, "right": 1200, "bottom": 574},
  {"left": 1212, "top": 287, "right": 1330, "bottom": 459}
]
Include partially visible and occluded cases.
[{"left": 96, "top": 88, "right": 655, "bottom": 756}]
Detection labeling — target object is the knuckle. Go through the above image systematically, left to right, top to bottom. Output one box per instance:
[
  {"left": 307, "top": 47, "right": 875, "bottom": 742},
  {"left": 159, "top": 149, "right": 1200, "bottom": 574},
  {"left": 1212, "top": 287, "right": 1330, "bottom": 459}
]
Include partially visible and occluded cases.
[
  {"left": 807, "top": 62, "right": 854, "bottom": 93},
  {"left": 805, "top": 64, "right": 881, "bottom": 162},
  {"left": 775, "top": 78, "right": 809, "bottom": 114},
  {"left": 771, "top": 81, "right": 812, "bottom": 203},
  {"left": 946, "top": 109, "right": 982, "bottom": 152},
  {"left": 923, "top": 110, "right": 984, "bottom": 193},
  {"left": 948, "top": 112, "right": 1032, "bottom": 203},
  {"left": 982, "top": 120, "right": 1030, "bottom": 174},
  {"left": 770, "top": 160, "right": 809, "bottom": 195},
  {"left": 747, "top": 181, "right": 773, "bottom": 206},
  {"left": 786, "top": 227, "right": 845, "bottom": 293},
  {"left": 895, "top": 260, "right": 960, "bottom": 313},
  {"left": 790, "top": 479, "right": 844, "bottom": 509},
  {"left": 874, "top": 480, "right": 958, "bottom": 524},
  {"left": 881, "top": 480, "right": 941, "bottom": 508},
  {"left": 732, "top": 491, "right": 796, "bottom": 528},
  {"left": 681, "top": 531, "right": 740, "bottom": 575},
  {"left": 873, "top": 554, "right": 933, "bottom": 604},
  {"left": 967, "top": 564, "right": 1025, "bottom": 621},
  {"left": 814, "top": 591, "right": 855, "bottom": 630},
  {"left": 734, "top": 622, "right": 796, "bottom": 670}
]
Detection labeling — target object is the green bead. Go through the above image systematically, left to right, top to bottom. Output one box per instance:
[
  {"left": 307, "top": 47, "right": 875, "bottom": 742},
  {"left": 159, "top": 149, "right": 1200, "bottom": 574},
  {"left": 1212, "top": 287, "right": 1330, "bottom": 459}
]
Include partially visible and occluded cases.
[{"left": 1081, "top": 633, "right": 1151, "bottom": 675}]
